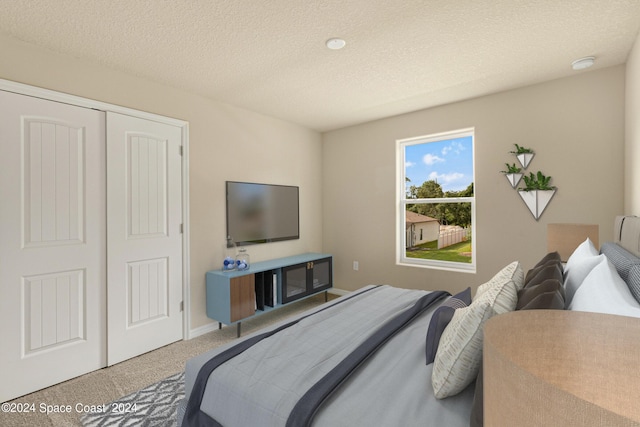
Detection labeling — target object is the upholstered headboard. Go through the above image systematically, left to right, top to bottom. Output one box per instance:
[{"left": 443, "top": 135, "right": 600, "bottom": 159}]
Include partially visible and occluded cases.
[{"left": 614, "top": 215, "right": 640, "bottom": 257}]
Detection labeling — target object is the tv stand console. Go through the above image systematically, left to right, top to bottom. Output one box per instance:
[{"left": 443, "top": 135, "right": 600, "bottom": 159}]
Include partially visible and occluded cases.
[{"left": 206, "top": 253, "right": 332, "bottom": 337}]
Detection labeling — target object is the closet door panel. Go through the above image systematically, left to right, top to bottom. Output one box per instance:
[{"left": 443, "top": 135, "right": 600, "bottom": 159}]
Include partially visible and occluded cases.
[
  {"left": 0, "top": 90, "right": 106, "bottom": 402},
  {"left": 107, "top": 112, "right": 183, "bottom": 366}
]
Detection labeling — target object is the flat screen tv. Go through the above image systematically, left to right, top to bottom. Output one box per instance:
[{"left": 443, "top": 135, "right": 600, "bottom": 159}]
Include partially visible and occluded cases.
[{"left": 226, "top": 181, "right": 300, "bottom": 246}]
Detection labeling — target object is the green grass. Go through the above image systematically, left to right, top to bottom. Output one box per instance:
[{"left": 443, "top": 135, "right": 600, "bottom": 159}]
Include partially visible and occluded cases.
[{"left": 406, "top": 240, "right": 472, "bottom": 263}]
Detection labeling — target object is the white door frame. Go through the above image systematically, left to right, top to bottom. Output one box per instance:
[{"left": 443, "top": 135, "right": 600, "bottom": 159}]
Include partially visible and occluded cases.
[{"left": 0, "top": 78, "right": 192, "bottom": 340}]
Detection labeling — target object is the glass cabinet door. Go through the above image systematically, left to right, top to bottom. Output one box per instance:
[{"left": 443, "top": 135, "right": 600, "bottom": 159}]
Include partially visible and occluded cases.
[
  {"left": 281, "top": 257, "right": 332, "bottom": 304},
  {"left": 311, "top": 258, "right": 332, "bottom": 291},
  {"left": 283, "top": 264, "right": 307, "bottom": 302}
]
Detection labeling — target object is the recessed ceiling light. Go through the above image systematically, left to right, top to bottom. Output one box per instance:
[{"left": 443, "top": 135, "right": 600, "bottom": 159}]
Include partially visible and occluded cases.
[
  {"left": 326, "top": 38, "right": 346, "bottom": 50},
  {"left": 572, "top": 56, "right": 595, "bottom": 71}
]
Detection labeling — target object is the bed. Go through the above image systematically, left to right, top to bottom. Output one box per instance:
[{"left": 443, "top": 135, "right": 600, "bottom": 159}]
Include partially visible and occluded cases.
[{"left": 178, "top": 215, "right": 640, "bottom": 427}]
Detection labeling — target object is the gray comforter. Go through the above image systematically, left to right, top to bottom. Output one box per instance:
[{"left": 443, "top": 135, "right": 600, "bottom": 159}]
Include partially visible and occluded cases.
[{"left": 179, "top": 285, "right": 475, "bottom": 426}]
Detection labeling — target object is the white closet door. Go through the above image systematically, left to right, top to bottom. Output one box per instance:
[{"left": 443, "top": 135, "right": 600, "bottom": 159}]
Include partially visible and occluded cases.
[
  {"left": 0, "top": 90, "right": 106, "bottom": 402},
  {"left": 106, "top": 112, "right": 183, "bottom": 365}
]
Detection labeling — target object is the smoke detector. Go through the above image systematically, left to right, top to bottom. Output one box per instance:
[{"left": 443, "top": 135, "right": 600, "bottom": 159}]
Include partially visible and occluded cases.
[
  {"left": 326, "top": 38, "right": 346, "bottom": 50},
  {"left": 571, "top": 56, "right": 595, "bottom": 71}
]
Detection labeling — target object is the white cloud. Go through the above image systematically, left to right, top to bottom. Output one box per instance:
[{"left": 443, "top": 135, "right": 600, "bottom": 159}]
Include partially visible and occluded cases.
[
  {"left": 442, "top": 141, "right": 465, "bottom": 156},
  {"left": 422, "top": 153, "right": 444, "bottom": 165},
  {"left": 405, "top": 161, "right": 416, "bottom": 168},
  {"left": 429, "top": 171, "right": 465, "bottom": 185}
]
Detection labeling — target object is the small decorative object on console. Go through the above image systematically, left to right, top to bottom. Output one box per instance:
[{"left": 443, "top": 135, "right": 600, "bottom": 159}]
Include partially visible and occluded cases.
[
  {"left": 222, "top": 236, "right": 237, "bottom": 271},
  {"left": 236, "top": 248, "right": 250, "bottom": 271}
]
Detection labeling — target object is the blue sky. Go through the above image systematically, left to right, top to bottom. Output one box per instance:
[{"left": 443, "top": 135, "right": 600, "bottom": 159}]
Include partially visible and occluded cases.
[{"left": 404, "top": 136, "right": 473, "bottom": 193}]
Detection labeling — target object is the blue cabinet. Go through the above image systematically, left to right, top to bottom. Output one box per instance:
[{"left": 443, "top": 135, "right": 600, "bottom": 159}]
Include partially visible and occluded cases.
[{"left": 206, "top": 253, "right": 332, "bottom": 336}]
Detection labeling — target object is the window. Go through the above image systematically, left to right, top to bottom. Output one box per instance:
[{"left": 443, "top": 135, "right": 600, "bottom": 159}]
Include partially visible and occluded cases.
[{"left": 396, "top": 128, "right": 475, "bottom": 272}]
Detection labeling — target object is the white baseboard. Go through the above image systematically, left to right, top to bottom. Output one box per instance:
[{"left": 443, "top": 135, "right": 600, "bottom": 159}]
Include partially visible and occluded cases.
[{"left": 187, "top": 321, "right": 220, "bottom": 339}]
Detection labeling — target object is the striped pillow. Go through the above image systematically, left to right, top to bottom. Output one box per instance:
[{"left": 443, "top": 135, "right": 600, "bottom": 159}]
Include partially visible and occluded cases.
[
  {"left": 432, "top": 261, "right": 522, "bottom": 399},
  {"left": 628, "top": 265, "right": 640, "bottom": 304}
]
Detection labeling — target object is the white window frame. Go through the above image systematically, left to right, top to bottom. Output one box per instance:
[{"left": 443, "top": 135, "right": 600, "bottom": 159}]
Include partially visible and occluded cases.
[{"left": 396, "top": 128, "right": 476, "bottom": 273}]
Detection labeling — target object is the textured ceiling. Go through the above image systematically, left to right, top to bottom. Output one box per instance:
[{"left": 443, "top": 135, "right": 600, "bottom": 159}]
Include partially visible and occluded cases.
[{"left": 1, "top": 0, "right": 639, "bottom": 131}]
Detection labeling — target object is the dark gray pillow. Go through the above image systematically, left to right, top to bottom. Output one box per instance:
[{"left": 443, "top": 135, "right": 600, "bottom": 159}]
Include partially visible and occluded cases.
[
  {"left": 534, "top": 251, "right": 561, "bottom": 268},
  {"left": 524, "top": 252, "right": 562, "bottom": 286},
  {"left": 524, "top": 263, "right": 563, "bottom": 288},
  {"left": 517, "top": 278, "right": 565, "bottom": 310},
  {"left": 425, "top": 288, "right": 472, "bottom": 365}
]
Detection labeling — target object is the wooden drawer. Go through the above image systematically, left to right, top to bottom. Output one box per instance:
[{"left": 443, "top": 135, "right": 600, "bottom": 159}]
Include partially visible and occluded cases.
[{"left": 229, "top": 275, "right": 255, "bottom": 322}]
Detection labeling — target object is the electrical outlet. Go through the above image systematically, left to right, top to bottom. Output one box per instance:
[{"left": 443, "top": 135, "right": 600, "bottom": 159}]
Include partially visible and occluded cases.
[{"left": 353, "top": 261, "right": 359, "bottom": 271}]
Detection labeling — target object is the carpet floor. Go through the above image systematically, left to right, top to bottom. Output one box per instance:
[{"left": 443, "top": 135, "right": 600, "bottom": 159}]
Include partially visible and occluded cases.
[{"left": 1, "top": 293, "right": 334, "bottom": 427}]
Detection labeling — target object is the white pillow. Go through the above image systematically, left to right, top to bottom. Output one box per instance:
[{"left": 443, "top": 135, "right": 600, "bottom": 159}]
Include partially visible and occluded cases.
[
  {"left": 567, "top": 237, "right": 599, "bottom": 259},
  {"left": 563, "top": 238, "right": 602, "bottom": 307},
  {"left": 569, "top": 257, "right": 640, "bottom": 318},
  {"left": 432, "top": 261, "right": 521, "bottom": 399}
]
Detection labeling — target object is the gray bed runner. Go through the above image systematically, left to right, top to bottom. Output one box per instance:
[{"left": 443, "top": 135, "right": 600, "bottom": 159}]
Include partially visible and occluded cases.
[
  {"left": 182, "top": 287, "right": 448, "bottom": 427},
  {"left": 286, "top": 290, "right": 449, "bottom": 427}
]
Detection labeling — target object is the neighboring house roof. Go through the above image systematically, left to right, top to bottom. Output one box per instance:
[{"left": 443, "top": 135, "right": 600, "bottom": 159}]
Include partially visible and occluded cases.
[{"left": 405, "top": 211, "right": 439, "bottom": 225}]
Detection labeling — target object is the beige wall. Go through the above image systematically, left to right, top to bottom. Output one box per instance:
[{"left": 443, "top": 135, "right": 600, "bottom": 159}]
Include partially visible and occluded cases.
[
  {"left": 1, "top": 30, "right": 633, "bottom": 328},
  {"left": 626, "top": 31, "right": 640, "bottom": 215},
  {"left": 0, "top": 34, "right": 323, "bottom": 331},
  {"left": 323, "top": 66, "right": 625, "bottom": 294}
]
